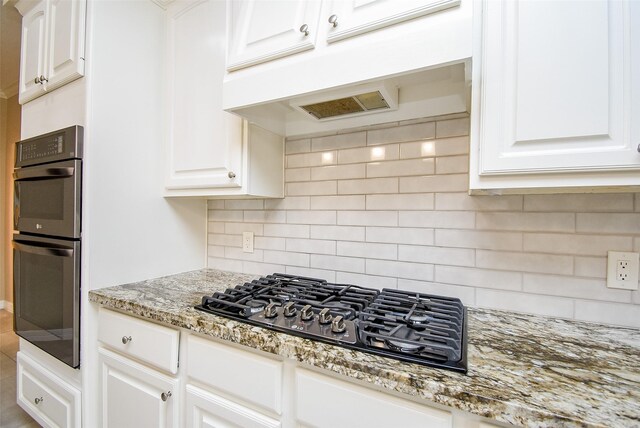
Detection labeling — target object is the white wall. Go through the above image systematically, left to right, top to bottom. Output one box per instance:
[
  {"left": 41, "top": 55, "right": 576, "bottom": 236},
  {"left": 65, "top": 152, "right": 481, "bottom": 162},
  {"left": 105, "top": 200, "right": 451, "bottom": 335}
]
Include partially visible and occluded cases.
[{"left": 207, "top": 115, "right": 640, "bottom": 328}]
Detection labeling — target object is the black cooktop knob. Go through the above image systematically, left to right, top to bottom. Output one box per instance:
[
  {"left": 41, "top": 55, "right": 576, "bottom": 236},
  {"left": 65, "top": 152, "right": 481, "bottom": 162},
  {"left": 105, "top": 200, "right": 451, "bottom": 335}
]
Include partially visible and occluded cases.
[
  {"left": 264, "top": 302, "right": 279, "bottom": 318},
  {"left": 283, "top": 302, "right": 297, "bottom": 317},
  {"left": 300, "top": 304, "right": 314, "bottom": 321},
  {"left": 318, "top": 308, "right": 332, "bottom": 324},
  {"left": 331, "top": 315, "right": 346, "bottom": 333}
]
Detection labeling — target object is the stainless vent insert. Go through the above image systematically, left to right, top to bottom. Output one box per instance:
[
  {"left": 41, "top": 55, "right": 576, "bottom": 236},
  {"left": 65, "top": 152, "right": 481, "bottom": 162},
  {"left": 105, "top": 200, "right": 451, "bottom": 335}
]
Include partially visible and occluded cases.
[{"left": 301, "top": 91, "right": 390, "bottom": 119}]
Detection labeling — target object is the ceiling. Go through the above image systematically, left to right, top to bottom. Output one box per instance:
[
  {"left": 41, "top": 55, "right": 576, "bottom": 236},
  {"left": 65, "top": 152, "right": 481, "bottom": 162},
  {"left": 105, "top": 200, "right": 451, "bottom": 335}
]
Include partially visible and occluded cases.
[{"left": 0, "top": 1, "right": 21, "bottom": 99}]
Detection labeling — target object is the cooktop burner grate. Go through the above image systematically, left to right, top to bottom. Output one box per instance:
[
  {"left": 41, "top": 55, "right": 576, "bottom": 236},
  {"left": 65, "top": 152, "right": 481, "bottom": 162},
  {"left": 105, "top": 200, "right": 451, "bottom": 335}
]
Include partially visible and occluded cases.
[{"left": 196, "top": 273, "right": 467, "bottom": 373}]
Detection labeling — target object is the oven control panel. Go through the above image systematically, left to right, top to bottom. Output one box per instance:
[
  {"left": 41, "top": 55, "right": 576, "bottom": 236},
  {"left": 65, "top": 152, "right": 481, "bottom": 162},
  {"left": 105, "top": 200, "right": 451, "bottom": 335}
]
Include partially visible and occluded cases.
[{"left": 15, "top": 125, "right": 83, "bottom": 167}]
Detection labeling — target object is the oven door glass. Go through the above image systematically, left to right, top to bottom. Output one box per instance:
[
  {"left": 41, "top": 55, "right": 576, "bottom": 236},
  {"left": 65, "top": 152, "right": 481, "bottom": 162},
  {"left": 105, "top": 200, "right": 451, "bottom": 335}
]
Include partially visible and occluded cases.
[
  {"left": 14, "top": 159, "right": 81, "bottom": 239},
  {"left": 13, "top": 235, "right": 80, "bottom": 368}
]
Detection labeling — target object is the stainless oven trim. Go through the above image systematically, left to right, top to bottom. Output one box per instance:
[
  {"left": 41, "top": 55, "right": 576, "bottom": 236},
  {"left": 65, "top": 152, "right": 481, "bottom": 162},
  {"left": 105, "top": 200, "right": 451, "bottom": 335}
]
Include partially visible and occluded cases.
[{"left": 13, "top": 235, "right": 80, "bottom": 368}]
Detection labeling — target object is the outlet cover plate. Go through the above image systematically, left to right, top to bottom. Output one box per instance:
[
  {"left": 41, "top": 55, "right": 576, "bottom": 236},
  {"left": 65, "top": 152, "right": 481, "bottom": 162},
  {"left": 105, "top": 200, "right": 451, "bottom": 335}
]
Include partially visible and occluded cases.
[
  {"left": 242, "top": 232, "right": 254, "bottom": 253},
  {"left": 607, "top": 251, "right": 639, "bottom": 290}
]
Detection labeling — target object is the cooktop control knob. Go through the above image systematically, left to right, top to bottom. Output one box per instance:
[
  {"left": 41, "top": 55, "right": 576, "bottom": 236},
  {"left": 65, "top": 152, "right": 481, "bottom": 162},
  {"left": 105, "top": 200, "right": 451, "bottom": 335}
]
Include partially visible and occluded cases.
[
  {"left": 264, "top": 302, "right": 279, "bottom": 318},
  {"left": 283, "top": 302, "right": 297, "bottom": 317},
  {"left": 300, "top": 304, "right": 314, "bottom": 321},
  {"left": 319, "top": 308, "right": 332, "bottom": 324},
  {"left": 331, "top": 315, "right": 346, "bottom": 333}
]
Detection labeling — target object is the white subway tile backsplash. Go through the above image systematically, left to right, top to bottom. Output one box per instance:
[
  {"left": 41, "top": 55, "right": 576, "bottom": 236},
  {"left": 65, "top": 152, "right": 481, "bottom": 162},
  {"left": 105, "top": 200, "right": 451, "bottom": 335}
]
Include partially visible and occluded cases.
[
  {"left": 206, "top": 115, "right": 640, "bottom": 328},
  {"left": 367, "top": 122, "right": 435, "bottom": 146},
  {"left": 312, "top": 132, "right": 366, "bottom": 151},
  {"left": 285, "top": 138, "right": 310, "bottom": 154},
  {"left": 338, "top": 144, "right": 399, "bottom": 164},
  {"left": 366, "top": 158, "right": 434, "bottom": 178},
  {"left": 311, "top": 164, "right": 366, "bottom": 181},
  {"left": 399, "top": 174, "right": 468, "bottom": 193},
  {"left": 338, "top": 178, "right": 398, "bottom": 195},
  {"left": 286, "top": 181, "right": 337, "bottom": 196},
  {"left": 435, "top": 193, "right": 523, "bottom": 211},
  {"left": 524, "top": 193, "right": 635, "bottom": 212},
  {"left": 366, "top": 194, "right": 434, "bottom": 210},
  {"left": 310, "top": 195, "right": 365, "bottom": 210},
  {"left": 224, "top": 199, "right": 264, "bottom": 210},
  {"left": 287, "top": 210, "right": 336, "bottom": 225},
  {"left": 337, "top": 211, "right": 398, "bottom": 227},
  {"left": 399, "top": 211, "right": 475, "bottom": 229},
  {"left": 476, "top": 213, "right": 575, "bottom": 233},
  {"left": 576, "top": 213, "right": 640, "bottom": 234},
  {"left": 264, "top": 224, "right": 309, "bottom": 238},
  {"left": 310, "top": 225, "right": 365, "bottom": 241},
  {"left": 366, "top": 227, "right": 434, "bottom": 245},
  {"left": 435, "top": 229, "right": 522, "bottom": 251},
  {"left": 523, "top": 233, "right": 632, "bottom": 256},
  {"left": 286, "top": 238, "right": 336, "bottom": 255},
  {"left": 337, "top": 241, "right": 397, "bottom": 260},
  {"left": 398, "top": 245, "right": 475, "bottom": 267},
  {"left": 263, "top": 250, "right": 309, "bottom": 267},
  {"left": 476, "top": 250, "right": 573, "bottom": 275},
  {"left": 310, "top": 254, "right": 365, "bottom": 273},
  {"left": 365, "top": 259, "right": 433, "bottom": 281},
  {"left": 435, "top": 266, "right": 521, "bottom": 291},
  {"left": 335, "top": 272, "right": 397, "bottom": 290},
  {"left": 523, "top": 274, "right": 631, "bottom": 303},
  {"left": 398, "top": 279, "right": 476, "bottom": 304},
  {"left": 476, "top": 289, "right": 574, "bottom": 318},
  {"left": 574, "top": 301, "right": 640, "bottom": 328}
]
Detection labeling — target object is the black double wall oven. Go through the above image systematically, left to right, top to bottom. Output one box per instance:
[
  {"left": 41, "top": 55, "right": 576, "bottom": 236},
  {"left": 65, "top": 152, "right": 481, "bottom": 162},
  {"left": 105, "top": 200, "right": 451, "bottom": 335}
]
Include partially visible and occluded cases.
[{"left": 13, "top": 126, "right": 83, "bottom": 368}]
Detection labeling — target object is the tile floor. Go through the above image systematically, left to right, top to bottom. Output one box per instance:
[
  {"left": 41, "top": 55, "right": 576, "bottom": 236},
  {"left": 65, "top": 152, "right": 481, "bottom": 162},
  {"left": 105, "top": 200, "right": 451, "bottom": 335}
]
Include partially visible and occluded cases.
[{"left": 0, "top": 310, "right": 39, "bottom": 428}]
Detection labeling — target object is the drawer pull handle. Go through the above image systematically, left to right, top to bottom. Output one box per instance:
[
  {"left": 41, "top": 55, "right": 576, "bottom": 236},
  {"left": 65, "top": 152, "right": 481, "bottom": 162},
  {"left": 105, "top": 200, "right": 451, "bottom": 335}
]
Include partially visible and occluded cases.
[
  {"left": 328, "top": 14, "right": 338, "bottom": 27},
  {"left": 121, "top": 336, "right": 132, "bottom": 344},
  {"left": 161, "top": 391, "right": 172, "bottom": 402},
  {"left": 35, "top": 397, "right": 43, "bottom": 405}
]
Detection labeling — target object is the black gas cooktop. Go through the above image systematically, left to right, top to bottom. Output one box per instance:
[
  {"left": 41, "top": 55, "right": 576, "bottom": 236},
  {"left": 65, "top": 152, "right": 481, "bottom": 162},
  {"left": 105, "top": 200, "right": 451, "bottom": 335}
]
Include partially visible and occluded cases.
[{"left": 195, "top": 273, "right": 467, "bottom": 373}]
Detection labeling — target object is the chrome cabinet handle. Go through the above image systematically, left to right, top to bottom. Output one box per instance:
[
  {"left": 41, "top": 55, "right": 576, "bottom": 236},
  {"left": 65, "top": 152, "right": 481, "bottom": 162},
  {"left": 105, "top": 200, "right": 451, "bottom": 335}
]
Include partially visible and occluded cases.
[
  {"left": 328, "top": 14, "right": 338, "bottom": 27},
  {"left": 299, "top": 24, "right": 309, "bottom": 36},
  {"left": 39, "top": 75, "right": 48, "bottom": 83},
  {"left": 34, "top": 76, "right": 41, "bottom": 84},
  {"left": 637, "top": 144, "right": 640, "bottom": 153},
  {"left": 228, "top": 171, "right": 236, "bottom": 179},
  {"left": 121, "top": 336, "right": 132, "bottom": 344},
  {"left": 161, "top": 391, "right": 172, "bottom": 402},
  {"left": 34, "top": 397, "right": 43, "bottom": 404}
]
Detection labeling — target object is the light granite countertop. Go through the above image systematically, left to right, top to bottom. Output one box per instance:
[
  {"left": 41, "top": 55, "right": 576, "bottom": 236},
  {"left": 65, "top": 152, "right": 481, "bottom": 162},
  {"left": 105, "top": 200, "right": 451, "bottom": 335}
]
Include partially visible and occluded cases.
[{"left": 88, "top": 269, "right": 640, "bottom": 428}]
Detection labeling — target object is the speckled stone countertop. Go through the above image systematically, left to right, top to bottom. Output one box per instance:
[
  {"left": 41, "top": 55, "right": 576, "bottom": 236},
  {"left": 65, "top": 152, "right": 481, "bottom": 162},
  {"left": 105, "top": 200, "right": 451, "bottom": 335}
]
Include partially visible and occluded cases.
[{"left": 88, "top": 269, "right": 640, "bottom": 428}]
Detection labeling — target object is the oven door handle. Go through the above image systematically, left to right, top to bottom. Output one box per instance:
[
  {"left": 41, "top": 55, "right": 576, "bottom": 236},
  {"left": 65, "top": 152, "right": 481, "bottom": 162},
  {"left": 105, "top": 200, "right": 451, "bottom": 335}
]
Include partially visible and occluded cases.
[
  {"left": 14, "top": 166, "right": 75, "bottom": 181},
  {"left": 12, "top": 240, "right": 74, "bottom": 257}
]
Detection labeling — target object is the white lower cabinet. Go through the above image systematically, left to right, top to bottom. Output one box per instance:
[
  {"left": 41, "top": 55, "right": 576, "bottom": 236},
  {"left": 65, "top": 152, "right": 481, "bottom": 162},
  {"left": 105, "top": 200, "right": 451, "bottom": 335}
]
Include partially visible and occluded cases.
[
  {"left": 98, "top": 347, "right": 179, "bottom": 428},
  {"left": 16, "top": 352, "right": 82, "bottom": 428},
  {"left": 295, "top": 368, "right": 452, "bottom": 428},
  {"left": 185, "top": 385, "right": 281, "bottom": 428}
]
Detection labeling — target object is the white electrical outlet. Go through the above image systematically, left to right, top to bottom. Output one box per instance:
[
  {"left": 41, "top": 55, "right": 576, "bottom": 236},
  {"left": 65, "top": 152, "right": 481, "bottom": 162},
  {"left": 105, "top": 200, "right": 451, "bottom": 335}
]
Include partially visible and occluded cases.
[
  {"left": 242, "top": 232, "right": 254, "bottom": 253},
  {"left": 607, "top": 251, "right": 639, "bottom": 290}
]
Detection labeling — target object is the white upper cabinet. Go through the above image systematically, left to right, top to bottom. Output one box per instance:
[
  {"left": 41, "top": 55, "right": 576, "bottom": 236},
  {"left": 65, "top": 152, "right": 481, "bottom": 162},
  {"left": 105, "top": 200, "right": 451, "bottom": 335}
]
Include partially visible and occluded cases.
[
  {"left": 16, "top": 0, "right": 86, "bottom": 104},
  {"left": 165, "top": 0, "right": 283, "bottom": 198},
  {"left": 227, "top": 0, "right": 322, "bottom": 71},
  {"left": 325, "top": 0, "right": 460, "bottom": 43},
  {"left": 470, "top": 0, "right": 640, "bottom": 193}
]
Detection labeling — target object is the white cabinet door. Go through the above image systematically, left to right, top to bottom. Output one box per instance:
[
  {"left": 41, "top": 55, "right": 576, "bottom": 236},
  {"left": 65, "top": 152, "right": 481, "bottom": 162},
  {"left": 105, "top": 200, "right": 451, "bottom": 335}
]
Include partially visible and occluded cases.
[
  {"left": 16, "top": 0, "right": 86, "bottom": 104},
  {"left": 18, "top": 0, "right": 47, "bottom": 103},
  {"left": 44, "top": 0, "right": 86, "bottom": 90},
  {"left": 227, "top": 0, "right": 322, "bottom": 71},
  {"left": 325, "top": 0, "right": 461, "bottom": 43},
  {"left": 471, "top": 0, "right": 640, "bottom": 192},
  {"left": 99, "top": 348, "right": 178, "bottom": 428},
  {"left": 295, "top": 369, "right": 452, "bottom": 428},
  {"left": 185, "top": 385, "right": 281, "bottom": 428}
]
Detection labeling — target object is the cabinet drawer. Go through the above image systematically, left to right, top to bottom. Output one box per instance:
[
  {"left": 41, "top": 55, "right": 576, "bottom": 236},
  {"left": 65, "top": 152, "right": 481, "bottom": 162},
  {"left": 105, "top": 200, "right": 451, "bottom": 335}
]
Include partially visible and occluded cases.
[
  {"left": 98, "top": 308, "right": 179, "bottom": 374},
  {"left": 187, "top": 335, "right": 282, "bottom": 415},
  {"left": 17, "top": 352, "right": 82, "bottom": 428},
  {"left": 296, "top": 369, "right": 452, "bottom": 428},
  {"left": 186, "top": 385, "right": 280, "bottom": 428}
]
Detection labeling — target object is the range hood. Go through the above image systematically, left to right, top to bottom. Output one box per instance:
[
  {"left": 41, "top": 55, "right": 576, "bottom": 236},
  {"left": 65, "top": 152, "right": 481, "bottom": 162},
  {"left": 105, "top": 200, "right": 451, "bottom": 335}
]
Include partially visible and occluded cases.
[{"left": 228, "top": 62, "right": 471, "bottom": 138}]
